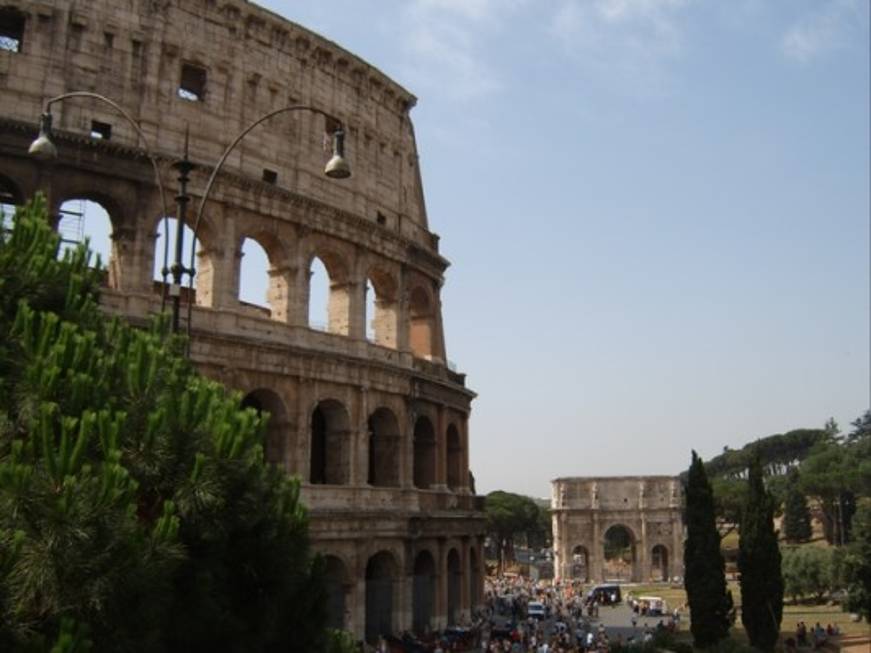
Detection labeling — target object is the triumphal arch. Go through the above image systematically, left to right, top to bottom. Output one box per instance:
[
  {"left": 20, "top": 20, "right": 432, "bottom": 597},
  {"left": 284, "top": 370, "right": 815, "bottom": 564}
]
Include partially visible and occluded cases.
[
  {"left": 0, "top": 0, "right": 484, "bottom": 641},
  {"left": 551, "top": 477, "right": 684, "bottom": 583}
]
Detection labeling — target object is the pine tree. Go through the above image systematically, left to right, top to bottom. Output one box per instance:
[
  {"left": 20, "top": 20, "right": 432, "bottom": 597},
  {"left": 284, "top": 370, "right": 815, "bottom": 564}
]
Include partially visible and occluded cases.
[
  {"left": 0, "top": 198, "right": 328, "bottom": 651},
  {"left": 684, "top": 450, "right": 732, "bottom": 647},
  {"left": 739, "top": 455, "right": 784, "bottom": 652},
  {"left": 782, "top": 469, "right": 812, "bottom": 543}
]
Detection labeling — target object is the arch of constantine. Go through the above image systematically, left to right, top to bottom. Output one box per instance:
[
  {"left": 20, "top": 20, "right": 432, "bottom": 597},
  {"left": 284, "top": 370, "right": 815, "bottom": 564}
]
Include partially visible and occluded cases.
[
  {"left": 0, "top": 0, "right": 484, "bottom": 641},
  {"left": 551, "top": 477, "right": 684, "bottom": 583}
]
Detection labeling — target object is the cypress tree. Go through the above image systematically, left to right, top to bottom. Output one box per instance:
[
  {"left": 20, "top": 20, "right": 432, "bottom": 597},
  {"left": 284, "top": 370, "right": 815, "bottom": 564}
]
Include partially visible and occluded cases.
[
  {"left": 684, "top": 450, "right": 732, "bottom": 647},
  {"left": 739, "top": 455, "right": 784, "bottom": 652},
  {"left": 782, "top": 469, "right": 812, "bottom": 543}
]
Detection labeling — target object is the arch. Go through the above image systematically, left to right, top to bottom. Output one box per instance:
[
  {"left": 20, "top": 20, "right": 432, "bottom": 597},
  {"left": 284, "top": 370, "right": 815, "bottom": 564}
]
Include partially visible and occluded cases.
[
  {"left": 0, "top": 173, "right": 22, "bottom": 232},
  {"left": 55, "top": 197, "right": 113, "bottom": 275},
  {"left": 151, "top": 215, "right": 217, "bottom": 308},
  {"left": 238, "top": 230, "right": 290, "bottom": 320},
  {"left": 307, "top": 249, "right": 350, "bottom": 335},
  {"left": 366, "top": 267, "right": 399, "bottom": 348},
  {"left": 409, "top": 285, "right": 436, "bottom": 359},
  {"left": 240, "top": 388, "right": 288, "bottom": 466},
  {"left": 310, "top": 399, "right": 351, "bottom": 485},
  {"left": 368, "top": 407, "right": 400, "bottom": 487},
  {"left": 413, "top": 416, "right": 436, "bottom": 489},
  {"left": 446, "top": 423, "right": 462, "bottom": 491},
  {"left": 603, "top": 524, "right": 636, "bottom": 582},
  {"left": 651, "top": 544, "right": 669, "bottom": 582},
  {"left": 571, "top": 545, "right": 590, "bottom": 582},
  {"left": 469, "top": 546, "right": 480, "bottom": 609},
  {"left": 446, "top": 548, "right": 462, "bottom": 627},
  {"left": 412, "top": 550, "right": 436, "bottom": 635},
  {"left": 365, "top": 551, "right": 397, "bottom": 643},
  {"left": 323, "top": 555, "right": 349, "bottom": 631}
]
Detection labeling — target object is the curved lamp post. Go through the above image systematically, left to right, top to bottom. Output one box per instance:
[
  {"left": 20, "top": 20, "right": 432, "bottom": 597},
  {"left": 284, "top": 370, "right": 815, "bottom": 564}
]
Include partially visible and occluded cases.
[
  {"left": 28, "top": 92, "right": 173, "bottom": 310},
  {"left": 183, "top": 105, "right": 351, "bottom": 345}
]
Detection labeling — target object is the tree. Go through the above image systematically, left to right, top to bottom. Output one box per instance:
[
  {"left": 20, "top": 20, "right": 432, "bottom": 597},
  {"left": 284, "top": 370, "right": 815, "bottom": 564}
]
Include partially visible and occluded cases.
[
  {"left": 0, "top": 199, "right": 328, "bottom": 651},
  {"left": 683, "top": 450, "right": 732, "bottom": 647},
  {"left": 739, "top": 456, "right": 784, "bottom": 652},
  {"left": 782, "top": 469, "right": 812, "bottom": 543},
  {"left": 484, "top": 491, "right": 540, "bottom": 573},
  {"left": 842, "top": 500, "right": 871, "bottom": 621},
  {"left": 781, "top": 546, "right": 834, "bottom": 603}
]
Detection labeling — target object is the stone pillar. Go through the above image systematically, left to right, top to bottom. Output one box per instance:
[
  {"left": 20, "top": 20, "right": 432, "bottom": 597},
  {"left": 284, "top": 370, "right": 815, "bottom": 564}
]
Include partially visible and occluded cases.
[
  {"left": 266, "top": 263, "right": 296, "bottom": 322},
  {"left": 397, "top": 267, "right": 411, "bottom": 353},
  {"left": 354, "top": 387, "right": 370, "bottom": 486},
  {"left": 433, "top": 405, "right": 447, "bottom": 489},
  {"left": 591, "top": 513, "right": 601, "bottom": 581},
  {"left": 639, "top": 516, "right": 648, "bottom": 582},
  {"left": 459, "top": 537, "right": 470, "bottom": 623},
  {"left": 434, "top": 538, "right": 447, "bottom": 630},
  {"left": 350, "top": 545, "right": 366, "bottom": 641}
]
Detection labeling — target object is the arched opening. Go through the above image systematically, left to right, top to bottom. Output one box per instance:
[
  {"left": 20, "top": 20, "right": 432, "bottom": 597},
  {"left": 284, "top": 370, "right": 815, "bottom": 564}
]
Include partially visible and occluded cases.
[
  {"left": 0, "top": 174, "right": 22, "bottom": 233},
  {"left": 56, "top": 198, "right": 112, "bottom": 272},
  {"left": 152, "top": 216, "right": 213, "bottom": 306},
  {"left": 238, "top": 237, "right": 270, "bottom": 315},
  {"left": 307, "top": 251, "right": 350, "bottom": 335},
  {"left": 367, "top": 268, "right": 398, "bottom": 348},
  {"left": 409, "top": 286, "right": 436, "bottom": 359},
  {"left": 240, "top": 389, "right": 288, "bottom": 466},
  {"left": 310, "top": 399, "right": 350, "bottom": 485},
  {"left": 368, "top": 407, "right": 400, "bottom": 487},
  {"left": 413, "top": 416, "right": 436, "bottom": 489},
  {"left": 446, "top": 424, "right": 462, "bottom": 491},
  {"left": 603, "top": 525, "right": 636, "bottom": 582},
  {"left": 651, "top": 544, "right": 669, "bottom": 582},
  {"left": 571, "top": 545, "right": 590, "bottom": 582},
  {"left": 469, "top": 547, "right": 480, "bottom": 609},
  {"left": 447, "top": 548, "right": 462, "bottom": 626},
  {"left": 412, "top": 550, "right": 436, "bottom": 635},
  {"left": 365, "top": 551, "right": 396, "bottom": 643},
  {"left": 324, "top": 555, "right": 349, "bottom": 631}
]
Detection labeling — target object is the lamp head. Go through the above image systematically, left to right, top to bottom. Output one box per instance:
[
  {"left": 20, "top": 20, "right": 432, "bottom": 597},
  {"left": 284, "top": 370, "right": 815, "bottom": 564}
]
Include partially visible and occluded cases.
[
  {"left": 28, "top": 112, "right": 58, "bottom": 161},
  {"left": 324, "top": 128, "right": 351, "bottom": 179}
]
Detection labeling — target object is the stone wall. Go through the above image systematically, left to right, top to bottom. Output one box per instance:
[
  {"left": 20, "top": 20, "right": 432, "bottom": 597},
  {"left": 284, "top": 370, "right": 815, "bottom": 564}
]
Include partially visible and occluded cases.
[
  {"left": 0, "top": 0, "right": 484, "bottom": 641},
  {"left": 551, "top": 476, "right": 684, "bottom": 583}
]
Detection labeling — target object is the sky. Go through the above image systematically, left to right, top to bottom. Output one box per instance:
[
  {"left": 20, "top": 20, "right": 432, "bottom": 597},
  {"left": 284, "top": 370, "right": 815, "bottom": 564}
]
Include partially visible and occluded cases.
[{"left": 47, "top": 0, "right": 869, "bottom": 499}]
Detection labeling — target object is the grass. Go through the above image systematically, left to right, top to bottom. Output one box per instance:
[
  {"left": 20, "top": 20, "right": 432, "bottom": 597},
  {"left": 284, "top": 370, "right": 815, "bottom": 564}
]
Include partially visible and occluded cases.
[{"left": 621, "top": 581, "right": 869, "bottom": 642}]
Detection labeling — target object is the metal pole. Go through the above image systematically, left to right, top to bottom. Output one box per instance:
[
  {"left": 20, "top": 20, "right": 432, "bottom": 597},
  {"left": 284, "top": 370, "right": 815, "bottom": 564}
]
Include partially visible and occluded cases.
[{"left": 170, "top": 131, "right": 193, "bottom": 333}]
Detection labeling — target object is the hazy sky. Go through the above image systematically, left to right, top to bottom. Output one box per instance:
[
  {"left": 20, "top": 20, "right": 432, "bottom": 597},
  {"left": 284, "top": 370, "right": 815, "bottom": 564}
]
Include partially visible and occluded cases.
[{"left": 51, "top": 0, "right": 869, "bottom": 499}]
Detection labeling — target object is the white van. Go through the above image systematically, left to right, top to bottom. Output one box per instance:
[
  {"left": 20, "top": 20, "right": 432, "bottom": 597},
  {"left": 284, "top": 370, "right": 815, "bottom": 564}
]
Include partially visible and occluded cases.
[{"left": 526, "top": 601, "right": 546, "bottom": 620}]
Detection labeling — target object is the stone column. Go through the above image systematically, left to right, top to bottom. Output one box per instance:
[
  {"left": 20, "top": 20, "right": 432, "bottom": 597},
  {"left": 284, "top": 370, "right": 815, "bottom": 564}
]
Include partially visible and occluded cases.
[
  {"left": 266, "top": 263, "right": 296, "bottom": 323},
  {"left": 591, "top": 513, "right": 602, "bottom": 581},
  {"left": 639, "top": 516, "right": 648, "bottom": 582},
  {"left": 459, "top": 537, "right": 470, "bottom": 623},
  {"left": 434, "top": 538, "right": 447, "bottom": 630}
]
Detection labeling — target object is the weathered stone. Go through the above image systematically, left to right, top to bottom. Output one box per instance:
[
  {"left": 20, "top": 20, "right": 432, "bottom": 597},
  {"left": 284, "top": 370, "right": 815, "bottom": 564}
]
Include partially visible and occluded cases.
[{"left": 0, "top": 0, "right": 484, "bottom": 640}]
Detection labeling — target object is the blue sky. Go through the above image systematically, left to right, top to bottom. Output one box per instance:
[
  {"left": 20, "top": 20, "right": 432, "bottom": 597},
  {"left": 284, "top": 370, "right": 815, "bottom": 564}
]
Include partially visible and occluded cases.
[
  {"left": 54, "top": 0, "right": 869, "bottom": 499},
  {"left": 257, "top": 0, "right": 869, "bottom": 498}
]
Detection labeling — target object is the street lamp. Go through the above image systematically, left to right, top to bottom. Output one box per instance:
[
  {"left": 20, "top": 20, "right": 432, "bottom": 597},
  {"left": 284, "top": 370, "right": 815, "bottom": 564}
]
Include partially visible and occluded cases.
[
  {"left": 27, "top": 92, "right": 173, "bottom": 310},
  {"left": 182, "top": 105, "right": 351, "bottom": 344}
]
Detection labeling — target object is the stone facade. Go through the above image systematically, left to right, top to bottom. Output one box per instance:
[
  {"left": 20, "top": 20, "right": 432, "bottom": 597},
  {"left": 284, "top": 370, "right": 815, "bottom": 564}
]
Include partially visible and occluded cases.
[
  {"left": 0, "top": 0, "right": 484, "bottom": 641},
  {"left": 551, "top": 477, "right": 684, "bottom": 583}
]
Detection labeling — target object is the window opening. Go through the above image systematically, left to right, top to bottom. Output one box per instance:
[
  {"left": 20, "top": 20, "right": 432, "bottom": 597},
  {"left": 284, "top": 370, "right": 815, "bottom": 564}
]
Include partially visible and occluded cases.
[
  {"left": 0, "top": 9, "right": 25, "bottom": 53},
  {"left": 103, "top": 32, "right": 114, "bottom": 50},
  {"left": 178, "top": 63, "right": 207, "bottom": 102},
  {"left": 90, "top": 120, "right": 112, "bottom": 140},
  {"left": 262, "top": 169, "right": 277, "bottom": 184},
  {"left": 0, "top": 184, "right": 17, "bottom": 233},
  {"left": 57, "top": 199, "right": 112, "bottom": 268},
  {"left": 376, "top": 211, "right": 386, "bottom": 226},
  {"left": 152, "top": 217, "right": 195, "bottom": 282},
  {"left": 239, "top": 237, "right": 269, "bottom": 310},
  {"left": 308, "top": 257, "right": 329, "bottom": 331},
  {"left": 365, "top": 279, "right": 376, "bottom": 341}
]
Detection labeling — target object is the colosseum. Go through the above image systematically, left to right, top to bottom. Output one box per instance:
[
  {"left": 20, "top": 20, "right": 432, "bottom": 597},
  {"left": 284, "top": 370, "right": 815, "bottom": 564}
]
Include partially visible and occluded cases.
[{"left": 0, "top": 0, "right": 485, "bottom": 641}]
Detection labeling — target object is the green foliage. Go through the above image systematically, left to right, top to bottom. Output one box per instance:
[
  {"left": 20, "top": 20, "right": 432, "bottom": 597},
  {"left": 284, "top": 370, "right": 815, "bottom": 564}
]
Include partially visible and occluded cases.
[
  {"left": 0, "top": 198, "right": 328, "bottom": 651},
  {"left": 705, "top": 430, "right": 831, "bottom": 480},
  {"left": 684, "top": 450, "right": 732, "bottom": 647},
  {"left": 738, "top": 456, "right": 784, "bottom": 652},
  {"left": 782, "top": 469, "right": 812, "bottom": 543},
  {"left": 484, "top": 491, "right": 542, "bottom": 570},
  {"left": 842, "top": 500, "right": 871, "bottom": 621},
  {"left": 781, "top": 546, "right": 834, "bottom": 602},
  {"left": 324, "top": 629, "right": 359, "bottom": 653}
]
